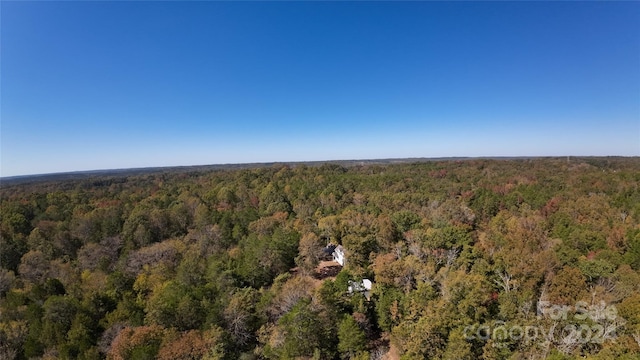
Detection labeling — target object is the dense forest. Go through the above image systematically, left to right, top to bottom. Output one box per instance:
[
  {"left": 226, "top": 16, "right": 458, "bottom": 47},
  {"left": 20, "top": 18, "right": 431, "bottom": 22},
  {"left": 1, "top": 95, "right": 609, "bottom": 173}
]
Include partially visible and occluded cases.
[{"left": 1, "top": 158, "right": 639, "bottom": 360}]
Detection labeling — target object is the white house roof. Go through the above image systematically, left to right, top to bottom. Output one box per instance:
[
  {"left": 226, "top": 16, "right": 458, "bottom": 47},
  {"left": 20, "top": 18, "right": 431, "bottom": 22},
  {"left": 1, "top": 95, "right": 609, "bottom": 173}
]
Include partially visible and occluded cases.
[
  {"left": 348, "top": 279, "right": 373, "bottom": 293},
  {"left": 362, "top": 279, "right": 372, "bottom": 290}
]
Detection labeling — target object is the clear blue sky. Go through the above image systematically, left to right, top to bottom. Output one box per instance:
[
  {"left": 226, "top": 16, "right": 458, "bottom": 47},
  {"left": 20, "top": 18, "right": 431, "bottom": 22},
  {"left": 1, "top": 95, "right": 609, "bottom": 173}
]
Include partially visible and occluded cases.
[{"left": 2, "top": 1, "right": 639, "bottom": 176}]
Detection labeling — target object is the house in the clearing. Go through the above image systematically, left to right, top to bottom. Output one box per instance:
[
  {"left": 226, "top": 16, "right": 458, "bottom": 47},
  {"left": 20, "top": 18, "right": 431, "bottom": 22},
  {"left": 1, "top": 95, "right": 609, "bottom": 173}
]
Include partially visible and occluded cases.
[
  {"left": 322, "top": 244, "right": 337, "bottom": 261},
  {"left": 332, "top": 245, "right": 345, "bottom": 266}
]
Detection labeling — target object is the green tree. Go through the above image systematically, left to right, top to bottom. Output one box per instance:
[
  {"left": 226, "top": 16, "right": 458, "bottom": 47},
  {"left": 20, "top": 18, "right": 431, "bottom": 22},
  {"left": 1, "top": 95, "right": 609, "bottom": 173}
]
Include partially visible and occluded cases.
[
  {"left": 391, "top": 210, "right": 422, "bottom": 233},
  {"left": 236, "top": 229, "right": 299, "bottom": 288},
  {"left": 624, "top": 229, "right": 640, "bottom": 270},
  {"left": 145, "top": 281, "right": 203, "bottom": 331},
  {"left": 375, "top": 285, "right": 404, "bottom": 332},
  {"left": 41, "top": 295, "right": 78, "bottom": 348},
  {"left": 265, "top": 299, "right": 335, "bottom": 359},
  {"left": 338, "top": 315, "right": 367, "bottom": 358}
]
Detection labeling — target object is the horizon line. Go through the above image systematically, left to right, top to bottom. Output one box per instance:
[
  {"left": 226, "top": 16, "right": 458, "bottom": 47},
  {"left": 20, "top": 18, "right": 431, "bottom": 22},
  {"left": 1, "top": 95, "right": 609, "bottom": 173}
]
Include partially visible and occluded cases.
[{"left": 1, "top": 155, "right": 636, "bottom": 183}]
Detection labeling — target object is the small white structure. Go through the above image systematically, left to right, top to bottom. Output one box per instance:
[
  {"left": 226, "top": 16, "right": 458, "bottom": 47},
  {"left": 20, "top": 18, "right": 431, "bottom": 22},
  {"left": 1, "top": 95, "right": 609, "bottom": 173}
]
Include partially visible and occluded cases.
[
  {"left": 333, "top": 245, "right": 345, "bottom": 266},
  {"left": 348, "top": 278, "right": 373, "bottom": 300},
  {"left": 348, "top": 279, "right": 373, "bottom": 293},
  {"left": 362, "top": 279, "right": 372, "bottom": 291}
]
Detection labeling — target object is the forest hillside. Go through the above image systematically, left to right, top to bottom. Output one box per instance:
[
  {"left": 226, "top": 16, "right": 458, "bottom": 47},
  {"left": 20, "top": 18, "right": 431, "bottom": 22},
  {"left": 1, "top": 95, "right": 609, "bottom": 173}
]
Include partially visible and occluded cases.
[{"left": 1, "top": 158, "right": 639, "bottom": 359}]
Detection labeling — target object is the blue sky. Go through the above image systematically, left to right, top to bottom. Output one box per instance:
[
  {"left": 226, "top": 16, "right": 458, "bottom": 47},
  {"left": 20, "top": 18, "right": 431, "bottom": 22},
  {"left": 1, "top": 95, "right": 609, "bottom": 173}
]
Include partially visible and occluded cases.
[{"left": 2, "top": 1, "right": 639, "bottom": 176}]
